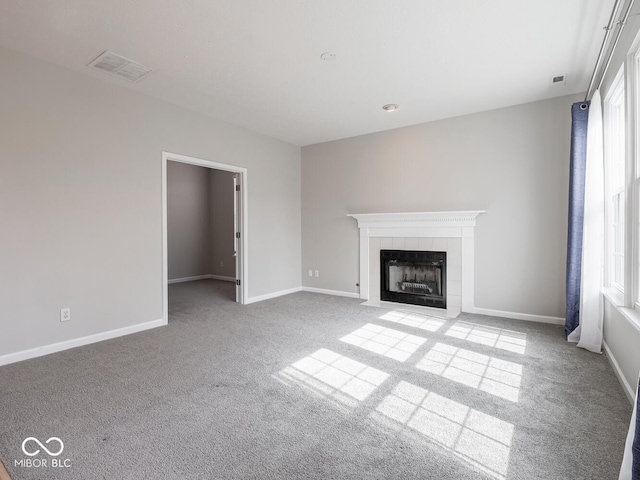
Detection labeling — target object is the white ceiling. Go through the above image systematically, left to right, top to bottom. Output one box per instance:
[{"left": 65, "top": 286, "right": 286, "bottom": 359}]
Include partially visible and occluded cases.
[{"left": 0, "top": 0, "right": 614, "bottom": 146}]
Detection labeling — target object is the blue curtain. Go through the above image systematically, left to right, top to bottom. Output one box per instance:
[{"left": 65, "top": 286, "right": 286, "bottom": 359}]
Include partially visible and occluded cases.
[{"left": 566, "top": 101, "right": 589, "bottom": 338}]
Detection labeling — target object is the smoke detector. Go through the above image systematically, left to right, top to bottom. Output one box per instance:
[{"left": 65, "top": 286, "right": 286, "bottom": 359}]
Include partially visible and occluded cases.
[
  {"left": 88, "top": 51, "right": 153, "bottom": 83},
  {"left": 382, "top": 104, "right": 398, "bottom": 112}
]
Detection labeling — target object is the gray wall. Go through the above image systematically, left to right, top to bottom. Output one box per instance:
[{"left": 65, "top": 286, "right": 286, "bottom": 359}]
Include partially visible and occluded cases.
[
  {"left": 599, "top": 6, "right": 640, "bottom": 398},
  {"left": 0, "top": 46, "right": 301, "bottom": 358},
  {"left": 302, "top": 93, "right": 580, "bottom": 319},
  {"left": 167, "top": 162, "right": 211, "bottom": 279},
  {"left": 166, "top": 163, "right": 236, "bottom": 281},
  {"left": 604, "top": 301, "right": 640, "bottom": 399}
]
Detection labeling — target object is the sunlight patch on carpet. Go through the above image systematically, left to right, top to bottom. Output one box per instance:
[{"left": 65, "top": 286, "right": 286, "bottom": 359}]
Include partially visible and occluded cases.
[
  {"left": 379, "top": 310, "right": 446, "bottom": 332},
  {"left": 445, "top": 321, "right": 527, "bottom": 354},
  {"left": 340, "top": 323, "right": 427, "bottom": 362},
  {"left": 415, "top": 343, "right": 522, "bottom": 402},
  {"left": 273, "top": 348, "right": 390, "bottom": 409},
  {"left": 371, "top": 380, "right": 513, "bottom": 480}
]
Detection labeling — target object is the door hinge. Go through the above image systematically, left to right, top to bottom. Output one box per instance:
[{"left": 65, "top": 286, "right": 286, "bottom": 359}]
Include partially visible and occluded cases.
[
  {"left": 236, "top": 185, "right": 240, "bottom": 191},
  {"left": 236, "top": 232, "right": 240, "bottom": 239},
  {"left": 236, "top": 279, "right": 241, "bottom": 286}
]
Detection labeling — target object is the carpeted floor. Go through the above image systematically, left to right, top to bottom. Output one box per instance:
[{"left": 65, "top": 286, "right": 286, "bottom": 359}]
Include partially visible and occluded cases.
[{"left": 0, "top": 279, "right": 632, "bottom": 479}]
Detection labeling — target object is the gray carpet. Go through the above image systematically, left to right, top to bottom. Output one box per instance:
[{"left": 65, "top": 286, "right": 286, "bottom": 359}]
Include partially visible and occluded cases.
[{"left": 0, "top": 279, "right": 632, "bottom": 479}]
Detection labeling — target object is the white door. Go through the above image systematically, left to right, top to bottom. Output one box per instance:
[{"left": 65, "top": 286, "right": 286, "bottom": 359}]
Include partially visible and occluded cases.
[{"left": 233, "top": 173, "right": 243, "bottom": 303}]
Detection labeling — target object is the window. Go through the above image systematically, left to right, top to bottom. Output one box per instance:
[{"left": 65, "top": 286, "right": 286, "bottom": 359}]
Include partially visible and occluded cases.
[
  {"left": 601, "top": 30, "right": 640, "bottom": 324},
  {"left": 603, "top": 38, "right": 640, "bottom": 314},
  {"left": 632, "top": 51, "right": 640, "bottom": 310},
  {"left": 635, "top": 53, "right": 640, "bottom": 309},
  {"left": 605, "top": 69, "right": 626, "bottom": 293}
]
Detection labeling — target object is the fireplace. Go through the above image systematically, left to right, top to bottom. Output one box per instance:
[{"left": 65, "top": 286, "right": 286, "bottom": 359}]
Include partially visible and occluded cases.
[
  {"left": 348, "top": 211, "right": 485, "bottom": 317},
  {"left": 380, "top": 250, "right": 447, "bottom": 308}
]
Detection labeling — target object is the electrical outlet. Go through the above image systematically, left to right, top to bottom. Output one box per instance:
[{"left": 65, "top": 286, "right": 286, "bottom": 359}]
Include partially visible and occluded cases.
[
  {"left": 220, "top": 261, "right": 224, "bottom": 267},
  {"left": 308, "top": 270, "right": 313, "bottom": 277},
  {"left": 315, "top": 270, "right": 319, "bottom": 277},
  {"left": 60, "top": 308, "right": 71, "bottom": 322}
]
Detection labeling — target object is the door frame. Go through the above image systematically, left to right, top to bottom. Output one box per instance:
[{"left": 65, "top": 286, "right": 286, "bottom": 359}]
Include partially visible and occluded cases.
[{"left": 162, "top": 151, "right": 248, "bottom": 322}]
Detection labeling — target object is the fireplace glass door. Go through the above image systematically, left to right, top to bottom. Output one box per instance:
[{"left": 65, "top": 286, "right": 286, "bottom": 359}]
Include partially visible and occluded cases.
[{"left": 380, "top": 250, "right": 446, "bottom": 308}]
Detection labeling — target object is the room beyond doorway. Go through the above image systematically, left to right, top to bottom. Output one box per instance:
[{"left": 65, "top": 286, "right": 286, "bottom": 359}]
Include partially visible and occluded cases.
[
  {"left": 162, "top": 152, "right": 248, "bottom": 323},
  {"left": 168, "top": 279, "right": 235, "bottom": 322}
]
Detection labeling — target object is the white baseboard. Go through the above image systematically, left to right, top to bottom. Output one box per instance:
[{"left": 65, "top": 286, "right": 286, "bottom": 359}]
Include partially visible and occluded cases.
[
  {"left": 168, "top": 274, "right": 235, "bottom": 284},
  {"left": 168, "top": 275, "right": 212, "bottom": 284},
  {"left": 209, "top": 275, "right": 235, "bottom": 282},
  {"left": 245, "top": 287, "right": 302, "bottom": 304},
  {"left": 301, "top": 287, "right": 360, "bottom": 299},
  {"left": 473, "top": 307, "right": 564, "bottom": 325},
  {"left": 0, "top": 318, "right": 166, "bottom": 367},
  {"left": 603, "top": 340, "right": 635, "bottom": 404}
]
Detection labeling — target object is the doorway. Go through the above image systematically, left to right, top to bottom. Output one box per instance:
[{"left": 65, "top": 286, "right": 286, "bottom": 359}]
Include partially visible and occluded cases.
[{"left": 162, "top": 152, "right": 248, "bottom": 323}]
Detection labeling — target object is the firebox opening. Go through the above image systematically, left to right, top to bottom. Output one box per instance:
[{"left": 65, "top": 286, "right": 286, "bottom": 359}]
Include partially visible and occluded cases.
[{"left": 380, "top": 250, "right": 446, "bottom": 309}]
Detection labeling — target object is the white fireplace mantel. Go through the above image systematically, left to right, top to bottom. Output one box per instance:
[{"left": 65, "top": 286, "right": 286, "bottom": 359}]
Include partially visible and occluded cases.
[
  {"left": 348, "top": 211, "right": 485, "bottom": 315},
  {"left": 348, "top": 211, "right": 485, "bottom": 230}
]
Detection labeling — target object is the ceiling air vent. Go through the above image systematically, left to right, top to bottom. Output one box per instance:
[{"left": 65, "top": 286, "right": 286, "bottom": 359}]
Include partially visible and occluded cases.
[
  {"left": 88, "top": 51, "right": 153, "bottom": 83},
  {"left": 552, "top": 74, "right": 566, "bottom": 85}
]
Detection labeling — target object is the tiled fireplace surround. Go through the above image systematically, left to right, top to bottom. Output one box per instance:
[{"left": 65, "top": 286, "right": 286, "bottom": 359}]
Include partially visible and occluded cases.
[{"left": 348, "top": 211, "right": 485, "bottom": 318}]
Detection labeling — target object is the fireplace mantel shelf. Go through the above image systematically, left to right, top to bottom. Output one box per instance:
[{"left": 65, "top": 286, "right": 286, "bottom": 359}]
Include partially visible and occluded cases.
[{"left": 348, "top": 211, "right": 485, "bottom": 229}]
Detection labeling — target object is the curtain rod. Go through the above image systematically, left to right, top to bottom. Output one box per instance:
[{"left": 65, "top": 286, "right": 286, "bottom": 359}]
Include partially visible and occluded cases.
[
  {"left": 584, "top": 0, "right": 622, "bottom": 101},
  {"left": 585, "top": 0, "right": 636, "bottom": 102},
  {"left": 596, "top": 0, "right": 637, "bottom": 94}
]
